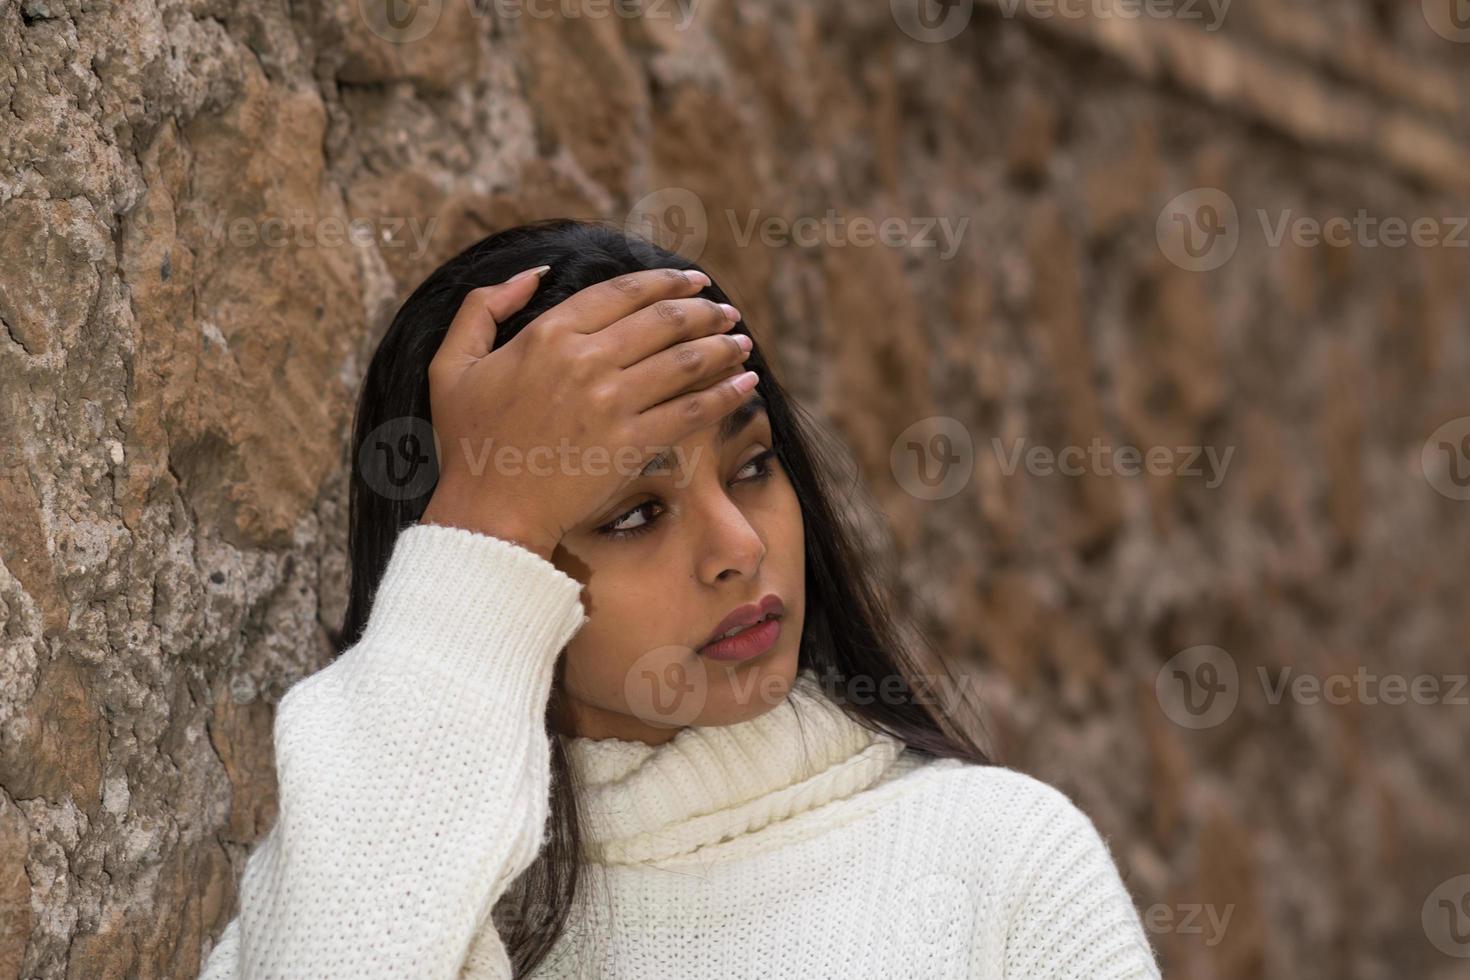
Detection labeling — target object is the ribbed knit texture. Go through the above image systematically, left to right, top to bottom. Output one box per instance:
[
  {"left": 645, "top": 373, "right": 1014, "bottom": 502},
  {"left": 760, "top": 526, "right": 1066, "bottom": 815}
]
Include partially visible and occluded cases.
[{"left": 199, "top": 523, "right": 1161, "bottom": 979}]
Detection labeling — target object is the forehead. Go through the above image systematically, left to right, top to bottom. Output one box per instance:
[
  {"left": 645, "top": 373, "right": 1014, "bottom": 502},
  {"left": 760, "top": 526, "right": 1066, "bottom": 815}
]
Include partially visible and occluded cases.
[{"left": 638, "top": 393, "right": 769, "bottom": 478}]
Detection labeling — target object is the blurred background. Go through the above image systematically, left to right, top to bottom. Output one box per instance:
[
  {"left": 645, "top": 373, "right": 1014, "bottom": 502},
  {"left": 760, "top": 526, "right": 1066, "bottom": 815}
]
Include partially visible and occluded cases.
[{"left": 1, "top": 0, "right": 1468, "bottom": 977}]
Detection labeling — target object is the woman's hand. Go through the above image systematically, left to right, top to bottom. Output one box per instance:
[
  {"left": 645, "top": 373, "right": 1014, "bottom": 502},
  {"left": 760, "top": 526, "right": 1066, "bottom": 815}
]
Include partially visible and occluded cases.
[{"left": 419, "top": 266, "right": 756, "bottom": 560}]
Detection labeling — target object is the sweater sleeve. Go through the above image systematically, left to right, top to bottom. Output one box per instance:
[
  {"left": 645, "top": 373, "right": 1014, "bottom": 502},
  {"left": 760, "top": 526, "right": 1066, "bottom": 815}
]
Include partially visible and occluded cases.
[
  {"left": 198, "top": 521, "right": 588, "bottom": 979},
  {"left": 997, "top": 785, "right": 1162, "bottom": 980}
]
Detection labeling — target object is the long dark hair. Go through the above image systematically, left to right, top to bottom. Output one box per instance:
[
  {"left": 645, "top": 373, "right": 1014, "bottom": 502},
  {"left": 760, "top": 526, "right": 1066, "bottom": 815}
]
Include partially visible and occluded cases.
[{"left": 335, "top": 218, "right": 994, "bottom": 976}]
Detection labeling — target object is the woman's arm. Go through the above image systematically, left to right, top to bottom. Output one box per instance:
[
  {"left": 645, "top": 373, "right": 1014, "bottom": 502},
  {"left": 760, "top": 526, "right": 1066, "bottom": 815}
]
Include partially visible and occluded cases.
[{"left": 198, "top": 520, "right": 587, "bottom": 979}]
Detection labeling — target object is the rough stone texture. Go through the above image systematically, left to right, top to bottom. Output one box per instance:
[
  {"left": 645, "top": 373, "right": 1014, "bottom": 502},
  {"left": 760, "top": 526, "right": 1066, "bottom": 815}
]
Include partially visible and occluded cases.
[{"left": 2, "top": 1, "right": 1468, "bottom": 977}]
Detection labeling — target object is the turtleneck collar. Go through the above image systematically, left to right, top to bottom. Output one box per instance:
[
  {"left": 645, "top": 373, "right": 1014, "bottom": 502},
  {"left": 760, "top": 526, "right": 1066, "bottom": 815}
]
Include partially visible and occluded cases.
[{"left": 558, "top": 668, "right": 910, "bottom": 866}]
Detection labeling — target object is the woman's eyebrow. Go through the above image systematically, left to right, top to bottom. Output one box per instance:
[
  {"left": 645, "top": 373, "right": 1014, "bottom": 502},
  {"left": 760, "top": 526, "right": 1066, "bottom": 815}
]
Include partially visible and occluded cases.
[{"left": 638, "top": 392, "right": 769, "bottom": 478}]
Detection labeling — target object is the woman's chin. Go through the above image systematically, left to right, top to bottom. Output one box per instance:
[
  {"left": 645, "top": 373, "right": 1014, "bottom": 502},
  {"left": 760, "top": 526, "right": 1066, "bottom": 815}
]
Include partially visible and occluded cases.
[{"left": 693, "top": 649, "right": 799, "bottom": 726}]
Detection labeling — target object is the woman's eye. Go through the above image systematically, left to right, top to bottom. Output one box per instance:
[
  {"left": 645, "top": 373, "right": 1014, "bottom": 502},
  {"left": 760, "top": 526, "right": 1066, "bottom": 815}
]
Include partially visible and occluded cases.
[
  {"left": 595, "top": 448, "right": 778, "bottom": 541},
  {"left": 734, "top": 448, "right": 778, "bottom": 483},
  {"left": 601, "top": 500, "right": 661, "bottom": 539}
]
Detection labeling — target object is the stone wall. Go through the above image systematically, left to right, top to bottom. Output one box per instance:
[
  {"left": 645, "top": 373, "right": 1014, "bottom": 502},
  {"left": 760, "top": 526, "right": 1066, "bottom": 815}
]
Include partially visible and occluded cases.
[{"left": 1, "top": 1, "right": 1467, "bottom": 977}]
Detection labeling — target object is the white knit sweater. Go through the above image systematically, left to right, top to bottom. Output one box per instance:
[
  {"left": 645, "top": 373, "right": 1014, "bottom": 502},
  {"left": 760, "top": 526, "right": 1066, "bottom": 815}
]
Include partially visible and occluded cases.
[{"left": 198, "top": 521, "right": 1162, "bottom": 979}]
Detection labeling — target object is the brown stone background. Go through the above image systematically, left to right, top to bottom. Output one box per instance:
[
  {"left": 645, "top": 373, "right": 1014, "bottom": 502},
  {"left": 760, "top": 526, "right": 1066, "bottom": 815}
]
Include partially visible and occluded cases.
[{"left": 2, "top": 0, "right": 1468, "bottom": 977}]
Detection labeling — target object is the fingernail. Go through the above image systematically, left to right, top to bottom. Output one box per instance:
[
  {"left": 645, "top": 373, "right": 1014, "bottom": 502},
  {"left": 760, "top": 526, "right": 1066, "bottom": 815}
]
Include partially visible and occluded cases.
[
  {"left": 508, "top": 264, "right": 552, "bottom": 283},
  {"left": 684, "top": 270, "right": 711, "bottom": 287},
  {"left": 719, "top": 303, "right": 741, "bottom": 321},
  {"left": 734, "top": 334, "right": 753, "bottom": 352},
  {"left": 733, "top": 371, "right": 758, "bottom": 392}
]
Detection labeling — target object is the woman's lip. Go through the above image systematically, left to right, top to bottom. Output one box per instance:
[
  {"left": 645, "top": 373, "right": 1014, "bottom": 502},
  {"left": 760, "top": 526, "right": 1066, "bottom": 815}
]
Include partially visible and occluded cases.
[
  {"left": 699, "top": 593, "right": 786, "bottom": 650},
  {"left": 699, "top": 616, "right": 781, "bottom": 662}
]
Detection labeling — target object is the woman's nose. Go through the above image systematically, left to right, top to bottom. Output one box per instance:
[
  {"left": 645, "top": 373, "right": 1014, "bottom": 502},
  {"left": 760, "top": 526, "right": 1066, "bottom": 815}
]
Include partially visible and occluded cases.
[{"left": 695, "top": 498, "right": 766, "bottom": 584}]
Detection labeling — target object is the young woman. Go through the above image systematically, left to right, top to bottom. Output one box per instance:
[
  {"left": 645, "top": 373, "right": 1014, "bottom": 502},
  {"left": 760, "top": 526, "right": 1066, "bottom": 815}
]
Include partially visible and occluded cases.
[{"left": 199, "top": 220, "right": 1161, "bottom": 979}]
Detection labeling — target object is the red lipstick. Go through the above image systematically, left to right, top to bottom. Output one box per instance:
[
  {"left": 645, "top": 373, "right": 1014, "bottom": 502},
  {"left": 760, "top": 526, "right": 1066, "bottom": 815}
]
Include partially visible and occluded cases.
[{"left": 698, "top": 594, "right": 785, "bottom": 663}]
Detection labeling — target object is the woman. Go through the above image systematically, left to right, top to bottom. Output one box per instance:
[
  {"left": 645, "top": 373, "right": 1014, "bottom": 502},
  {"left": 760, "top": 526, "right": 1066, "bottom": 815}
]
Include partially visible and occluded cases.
[{"left": 199, "top": 219, "right": 1161, "bottom": 978}]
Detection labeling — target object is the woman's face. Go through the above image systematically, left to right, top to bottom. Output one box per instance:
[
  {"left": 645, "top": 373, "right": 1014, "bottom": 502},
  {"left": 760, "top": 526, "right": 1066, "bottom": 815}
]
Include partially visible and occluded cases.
[{"left": 548, "top": 392, "right": 805, "bottom": 744}]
